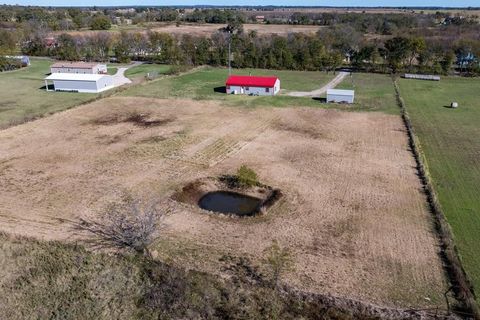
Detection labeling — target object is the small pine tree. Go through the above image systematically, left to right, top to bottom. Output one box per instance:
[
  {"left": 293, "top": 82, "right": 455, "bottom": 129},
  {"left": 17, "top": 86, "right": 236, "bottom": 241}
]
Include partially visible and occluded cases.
[{"left": 236, "top": 165, "right": 258, "bottom": 187}]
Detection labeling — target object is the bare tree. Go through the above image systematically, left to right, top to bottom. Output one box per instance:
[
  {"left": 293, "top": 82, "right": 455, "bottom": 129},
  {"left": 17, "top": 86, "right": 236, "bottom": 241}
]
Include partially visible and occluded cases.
[
  {"left": 73, "top": 196, "right": 165, "bottom": 257},
  {"left": 262, "top": 240, "right": 294, "bottom": 288}
]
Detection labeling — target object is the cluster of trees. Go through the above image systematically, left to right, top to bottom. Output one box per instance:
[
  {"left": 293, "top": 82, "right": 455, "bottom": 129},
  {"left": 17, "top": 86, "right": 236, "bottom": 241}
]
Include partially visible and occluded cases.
[
  {"left": 2, "top": 5, "right": 480, "bottom": 75},
  {"left": 4, "top": 5, "right": 477, "bottom": 30},
  {"left": 0, "top": 6, "right": 113, "bottom": 31},
  {"left": 15, "top": 23, "right": 479, "bottom": 75}
]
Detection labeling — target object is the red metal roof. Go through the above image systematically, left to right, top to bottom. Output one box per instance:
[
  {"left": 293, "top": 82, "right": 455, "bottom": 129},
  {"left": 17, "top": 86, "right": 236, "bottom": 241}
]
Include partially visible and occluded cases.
[{"left": 226, "top": 75, "right": 279, "bottom": 88}]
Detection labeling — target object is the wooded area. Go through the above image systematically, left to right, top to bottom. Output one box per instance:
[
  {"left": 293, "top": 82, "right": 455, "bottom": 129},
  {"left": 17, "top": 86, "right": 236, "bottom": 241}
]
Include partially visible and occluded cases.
[{"left": 1, "top": 5, "right": 479, "bottom": 75}]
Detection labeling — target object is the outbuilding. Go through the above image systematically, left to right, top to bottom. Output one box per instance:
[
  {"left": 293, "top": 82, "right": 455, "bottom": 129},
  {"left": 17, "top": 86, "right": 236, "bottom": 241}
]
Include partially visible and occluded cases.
[
  {"left": 50, "top": 61, "right": 108, "bottom": 74},
  {"left": 44, "top": 73, "right": 114, "bottom": 93},
  {"left": 226, "top": 75, "right": 280, "bottom": 96},
  {"left": 327, "top": 89, "right": 355, "bottom": 104}
]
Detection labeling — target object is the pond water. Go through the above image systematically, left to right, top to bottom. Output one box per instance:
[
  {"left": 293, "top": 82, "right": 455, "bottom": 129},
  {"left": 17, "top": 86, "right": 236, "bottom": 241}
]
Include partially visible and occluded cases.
[{"left": 198, "top": 191, "right": 262, "bottom": 216}]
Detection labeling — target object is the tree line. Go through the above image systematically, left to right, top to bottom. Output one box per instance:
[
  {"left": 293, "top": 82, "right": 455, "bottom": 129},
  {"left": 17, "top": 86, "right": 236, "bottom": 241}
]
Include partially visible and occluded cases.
[
  {"left": 1, "top": 5, "right": 479, "bottom": 75},
  {"left": 7, "top": 23, "right": 476, "bottom": 75}
]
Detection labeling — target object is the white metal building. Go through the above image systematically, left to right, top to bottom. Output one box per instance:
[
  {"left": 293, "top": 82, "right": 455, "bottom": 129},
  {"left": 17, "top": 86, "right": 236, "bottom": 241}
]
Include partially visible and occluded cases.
[
  {"left": 50, "top": 61, "right": 108, "bottom": 74},
  {"left": 44, "top": 73, "right": 114, "bottom": 93},
  {"left": 226, "top": 75, "right": 280, "bottom": 96},
  {"left": 327, "top": 89, "right": 355, "bottom": 104}
]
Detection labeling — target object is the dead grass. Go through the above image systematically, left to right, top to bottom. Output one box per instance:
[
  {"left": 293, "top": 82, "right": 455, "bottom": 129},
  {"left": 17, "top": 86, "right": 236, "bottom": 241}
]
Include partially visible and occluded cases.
[{"left": 0, "top": 96, "right": 448, "bottom": 309}]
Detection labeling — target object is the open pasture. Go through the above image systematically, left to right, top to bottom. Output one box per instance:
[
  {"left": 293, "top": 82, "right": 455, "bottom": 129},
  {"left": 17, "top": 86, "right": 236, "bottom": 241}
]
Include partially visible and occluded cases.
[
  {"left": 56, "top": 23, "right": 324, "bottom": 38},
  {"left": 0, "top": 58, "right": 98, "bottom": 128},
  {"left": 398, "top": 77, "right": 480, "bottom": 302},
  {"left": 0, "top": 96, "right": 447, "bottom": 308}
]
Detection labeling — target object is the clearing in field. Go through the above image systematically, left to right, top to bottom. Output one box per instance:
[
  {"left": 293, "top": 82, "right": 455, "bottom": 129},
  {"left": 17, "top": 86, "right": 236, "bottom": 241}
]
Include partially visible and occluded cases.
[
  {"left": 398, "top": 77, "right": 480, "bottom": 303},
  {"left": 0, "top": 95, "right": 447, "bottom": 308}
]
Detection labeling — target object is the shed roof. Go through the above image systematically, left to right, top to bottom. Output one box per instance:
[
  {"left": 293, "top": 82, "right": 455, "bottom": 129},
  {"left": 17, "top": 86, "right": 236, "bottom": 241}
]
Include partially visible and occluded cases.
[
  {"left": 51, "top": 61, "right": 102, "bottom": 69},
  {"left": 45, "top": 73, "right": 108, "bottom": 81},
  {"left": 226, "top": 75, "right": 279, "bottom": 88},
  {"left": 327, "top": 89, "right": 355, "bottom": 96}
]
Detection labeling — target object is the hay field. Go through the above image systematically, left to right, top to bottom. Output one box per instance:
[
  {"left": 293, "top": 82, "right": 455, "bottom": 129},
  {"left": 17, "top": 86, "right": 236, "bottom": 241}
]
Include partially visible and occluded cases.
[
  {"left": 58, "top": 23, "right": 323, "bottom": 37},
  {"left": 398, "top": 77, "right": 480, "bottom": 303},
  {"left": 0, "top": 96, "right": 447, "bottom": 308}
]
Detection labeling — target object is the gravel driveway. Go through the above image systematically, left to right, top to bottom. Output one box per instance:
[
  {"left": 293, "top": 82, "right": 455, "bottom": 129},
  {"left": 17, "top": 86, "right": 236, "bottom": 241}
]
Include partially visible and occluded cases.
[{"left": 287, "top": 71, "right": 349, "bottom": 97}]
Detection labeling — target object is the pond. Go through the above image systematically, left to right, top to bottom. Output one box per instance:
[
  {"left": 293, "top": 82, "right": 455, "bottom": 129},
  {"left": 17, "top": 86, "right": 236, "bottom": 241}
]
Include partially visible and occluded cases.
[{"left": 198, "top": 191, "right": 262, "bottom": 217}]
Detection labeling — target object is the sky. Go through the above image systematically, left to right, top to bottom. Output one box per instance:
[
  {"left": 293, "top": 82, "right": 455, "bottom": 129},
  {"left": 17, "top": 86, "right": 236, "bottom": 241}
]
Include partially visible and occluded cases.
[{"left": 1, "top": 0, "right": 479, "bottom": 7}]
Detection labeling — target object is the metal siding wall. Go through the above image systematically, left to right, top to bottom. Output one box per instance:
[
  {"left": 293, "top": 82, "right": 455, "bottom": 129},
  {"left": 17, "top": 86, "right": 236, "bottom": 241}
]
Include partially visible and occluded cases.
[
  {"left": 97, "top": 77, "right": 113, "bottom": 90},
  {"left": 53, "top": 80, "right": 97, "bottom": 92},
  {"left": 227, "top": 86, "right": 273, "bottom": 96},
  {"left": 327, "top": 94, "right": 354, "bottom": 103}
]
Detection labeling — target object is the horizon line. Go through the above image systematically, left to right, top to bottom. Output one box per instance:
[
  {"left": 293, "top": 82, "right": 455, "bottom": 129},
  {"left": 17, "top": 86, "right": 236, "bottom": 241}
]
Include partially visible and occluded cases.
[{"left": 2, "top": 4, "right": 480, "bottom": 9}]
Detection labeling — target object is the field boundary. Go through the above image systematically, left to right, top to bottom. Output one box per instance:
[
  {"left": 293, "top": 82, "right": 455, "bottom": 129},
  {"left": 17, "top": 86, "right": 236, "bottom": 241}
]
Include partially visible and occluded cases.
[{"left": 393, "top": 78, "right": 480, "bottom": 319}]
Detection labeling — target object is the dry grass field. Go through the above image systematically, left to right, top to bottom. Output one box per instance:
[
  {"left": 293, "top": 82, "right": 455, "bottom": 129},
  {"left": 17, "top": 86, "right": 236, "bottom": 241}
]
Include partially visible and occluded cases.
[
  {"left": 57, "top": 23, "right": 324, "bottom": 37},
  {"left": 0, "top": 96, "right": 447, "bottom": 308}
]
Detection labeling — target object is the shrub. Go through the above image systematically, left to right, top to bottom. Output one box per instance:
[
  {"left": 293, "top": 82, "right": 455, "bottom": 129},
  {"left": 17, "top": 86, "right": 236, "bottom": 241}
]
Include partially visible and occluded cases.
[
  {"left": 90, "top": 15, "right": 112, "bottom": 30},
  {"left": 165, "top": 65, "right": 190, "bottom": 75},
  {"left": 236, "top": 165, "right": 258, "bottom": 187},
  {"left": 72, "top": 195, "right": 165, "bottom": 257},
  {"left": 262, "top": 240, "right": 294, "bottom": 288}
]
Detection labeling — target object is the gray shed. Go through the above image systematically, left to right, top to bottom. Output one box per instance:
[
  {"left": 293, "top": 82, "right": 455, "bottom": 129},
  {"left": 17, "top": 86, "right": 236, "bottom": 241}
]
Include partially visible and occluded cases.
[
  {"left": 44, "top": 73, "right": 114, "bottom": 93},
  {"left": 327, "top": 89, "right": 355, "bottom": 104}
]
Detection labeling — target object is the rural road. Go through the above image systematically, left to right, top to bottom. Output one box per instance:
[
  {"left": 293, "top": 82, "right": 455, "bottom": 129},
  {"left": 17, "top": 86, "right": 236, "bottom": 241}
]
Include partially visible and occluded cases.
[
  {"left": 111, "top": 61, "right": 142, "bottom": 87},
  {"left": 287, "top": 71, "right": 349, "bottom": 97}
]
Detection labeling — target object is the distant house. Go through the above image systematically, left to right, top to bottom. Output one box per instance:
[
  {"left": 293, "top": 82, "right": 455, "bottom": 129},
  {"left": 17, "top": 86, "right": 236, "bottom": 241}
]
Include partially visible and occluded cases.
[
  {"left": 255, "top": 15, "right": 265, "bottom": 23},
  {"left": 44, "top": 37, "right": 57, "bottom": 48},
  {"left": 456, "top": 52, "right": 478, "bottom": 67},
  {"left": 5, "top": 56, "right": 30, "bottom": 66},
  {"left": 50, "top": 62, "right": 108, "bottom": 74},
  {"left": 44, "top": 73, "right": 114, "bottom": 93},
  {"left": 226, "top": 75, "right": 280, "bottom": 96},
  {"left": 327, "top": 89, "right": 355, "bottom": 104}
]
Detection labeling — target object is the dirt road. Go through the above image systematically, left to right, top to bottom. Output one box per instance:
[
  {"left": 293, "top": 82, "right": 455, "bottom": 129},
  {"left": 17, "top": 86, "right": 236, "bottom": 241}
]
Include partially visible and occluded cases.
[{"left": 287, "top": 71, "right": 348, "bottom": 97}]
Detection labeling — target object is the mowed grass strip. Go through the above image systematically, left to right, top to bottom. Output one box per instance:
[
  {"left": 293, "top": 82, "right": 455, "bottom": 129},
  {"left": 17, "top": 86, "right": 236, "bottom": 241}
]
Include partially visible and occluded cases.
[
  {"left": 0, "top": 58, "right": 98, "bottom": 128},
  {"left": 124, "top": 63, "right": 172, "bottom": 80},
  {"left": 121, "top": 67, "right": 335, "bottom": 108},
  {"left": 336, "top": 73, "right": 399, "bottom": 115},
  {"left": 398, "top": 77, "right": 480, "bottom": 302}
]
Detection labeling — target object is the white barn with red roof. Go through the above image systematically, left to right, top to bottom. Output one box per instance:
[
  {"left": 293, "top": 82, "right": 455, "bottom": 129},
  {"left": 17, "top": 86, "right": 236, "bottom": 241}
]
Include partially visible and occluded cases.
[{"left": 225, "top": 75, "right": 280, "bottom": 96}]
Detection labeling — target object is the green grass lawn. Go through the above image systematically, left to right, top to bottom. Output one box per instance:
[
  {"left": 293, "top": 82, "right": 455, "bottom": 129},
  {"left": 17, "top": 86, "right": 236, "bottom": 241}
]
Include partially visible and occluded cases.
[
  {"left": 0, "top": 58, "right": 99, "bottom": 128},
  {"left": 124, "top": 63, "right": 172, "bottom": 80},
  {"left": 107, "top": 67, "right": 118, "bottom": 75},
  {"left": 121, "top": 67, "right": 335, "bottom": 108},
  {"left": 122, "top": 68, "right": 399, "bottom": 112},
  {"left": 336, "top": 73, "right": 399, "bottom": 115},
  {"left": 398, "top": 77, "right": 480, "bottom": 301}
]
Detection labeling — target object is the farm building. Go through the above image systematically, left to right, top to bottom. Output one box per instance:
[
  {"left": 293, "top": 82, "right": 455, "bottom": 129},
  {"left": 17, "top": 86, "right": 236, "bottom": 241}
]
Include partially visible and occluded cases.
[
  {"left": 50, "top": 62, "right": 108, "bottom": 74},
  {"left": 44, "top": 73, "right": 114, "bottom": 93},
  {"left": 226, "top": 75, "right": 280, "bottom": 96},
  {"left": 327, "top": 89, "right": 355, "bottom": 104}
]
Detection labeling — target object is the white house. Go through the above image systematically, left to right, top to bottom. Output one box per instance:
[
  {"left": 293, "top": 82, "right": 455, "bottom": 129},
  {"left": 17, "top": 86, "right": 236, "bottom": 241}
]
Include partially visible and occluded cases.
[
  {"left": 50, "top": 61, "right": 108, "bottom": 74},
  {"left": 44, "top": 73, "right": 114, "bottom": 93},
  {"left": 226, "top": 75, "right": 280, "bottom": 96},
  {"left": 326, "top": 89, "right": 355, "bottom": 104}
]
